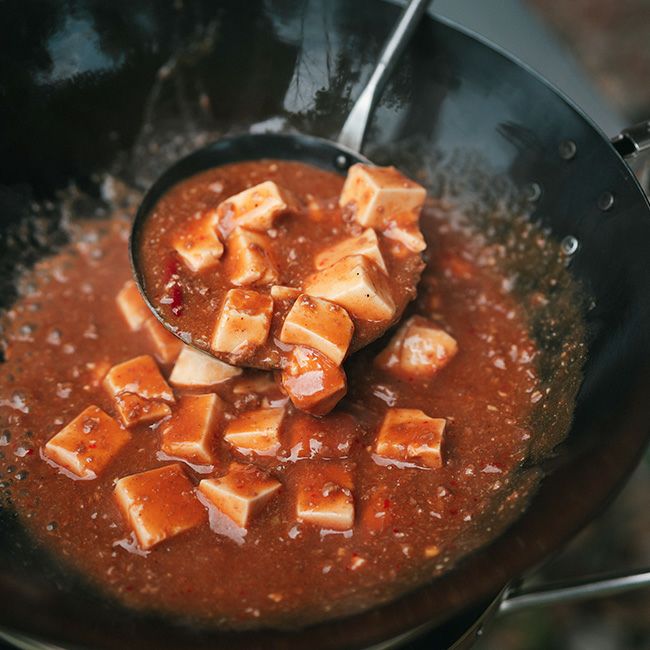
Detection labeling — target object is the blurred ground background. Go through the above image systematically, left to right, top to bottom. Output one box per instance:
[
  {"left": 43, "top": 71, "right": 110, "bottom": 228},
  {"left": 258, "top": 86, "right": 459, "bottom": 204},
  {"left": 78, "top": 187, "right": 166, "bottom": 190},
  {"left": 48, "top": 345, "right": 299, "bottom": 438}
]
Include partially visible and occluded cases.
[{"left": 477, "top": 1, "right": 650, "bottom": 648}]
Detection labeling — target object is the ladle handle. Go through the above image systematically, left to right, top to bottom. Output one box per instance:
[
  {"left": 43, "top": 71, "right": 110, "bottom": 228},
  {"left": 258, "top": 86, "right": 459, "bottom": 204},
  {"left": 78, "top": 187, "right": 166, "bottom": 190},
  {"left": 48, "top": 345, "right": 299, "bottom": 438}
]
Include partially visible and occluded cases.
[{"left": 337, "top": 0, "right": 431, "bottom": 153}]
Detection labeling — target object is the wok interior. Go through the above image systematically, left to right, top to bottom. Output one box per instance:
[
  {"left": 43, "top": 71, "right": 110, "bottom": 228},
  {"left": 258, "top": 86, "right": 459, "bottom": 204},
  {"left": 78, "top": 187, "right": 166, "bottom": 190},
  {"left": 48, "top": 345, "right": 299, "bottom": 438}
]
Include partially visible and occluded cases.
[{"left": 1, "top": 1, "right": 649, "bottom": 648}]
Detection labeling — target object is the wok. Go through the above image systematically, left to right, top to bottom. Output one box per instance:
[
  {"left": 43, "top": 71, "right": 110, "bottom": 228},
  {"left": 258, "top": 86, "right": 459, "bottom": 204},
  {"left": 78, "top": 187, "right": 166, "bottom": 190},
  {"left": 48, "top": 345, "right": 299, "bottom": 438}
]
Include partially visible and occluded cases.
[{"left": 0, "top": 1, "right": 649, "bottom": 648}]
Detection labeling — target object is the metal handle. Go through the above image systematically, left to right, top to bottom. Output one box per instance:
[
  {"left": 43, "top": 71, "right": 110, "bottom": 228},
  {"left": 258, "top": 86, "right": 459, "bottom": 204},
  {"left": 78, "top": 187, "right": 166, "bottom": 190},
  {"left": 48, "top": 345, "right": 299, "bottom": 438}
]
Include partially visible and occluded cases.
[
  {"left": 337, "top": 0, "right": 430, "bottom": 153},
  {"left": 611, "top": 120, "right": 650, "bottom": 159},
  {"left": 499, "top": 567, "right": 650, "bottom": 616}
]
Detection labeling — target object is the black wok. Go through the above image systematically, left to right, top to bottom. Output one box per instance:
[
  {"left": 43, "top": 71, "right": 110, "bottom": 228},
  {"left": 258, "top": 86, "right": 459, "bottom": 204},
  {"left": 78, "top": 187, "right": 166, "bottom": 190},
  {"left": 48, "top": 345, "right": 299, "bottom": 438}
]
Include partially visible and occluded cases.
[{"left": 0, "top": 1, "right": 649, "bottom": 648}]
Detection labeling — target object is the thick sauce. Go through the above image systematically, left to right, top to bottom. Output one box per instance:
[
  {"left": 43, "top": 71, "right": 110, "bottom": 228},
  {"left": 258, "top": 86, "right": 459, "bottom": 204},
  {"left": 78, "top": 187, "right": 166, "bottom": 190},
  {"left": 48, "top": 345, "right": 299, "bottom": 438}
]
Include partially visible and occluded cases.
[{"left": 0, "top": 186, "right": 542, "bottom": 628}]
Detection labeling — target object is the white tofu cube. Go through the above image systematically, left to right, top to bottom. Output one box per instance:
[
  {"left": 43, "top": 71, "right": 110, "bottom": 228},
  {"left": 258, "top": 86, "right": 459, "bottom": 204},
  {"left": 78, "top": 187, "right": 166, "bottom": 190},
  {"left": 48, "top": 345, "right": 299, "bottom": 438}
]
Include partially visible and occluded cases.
[
  {"left": 339, "top": 164, "right": 426, "bottom": 230},
  {"left": 216, "top": 181, "right": 297, "bottom": 234},
  {"left": 172, "top": 215, "right": 224, "bottom": 272},
  {"left": 383, "top": 223, "right": 426, "bottom": 253},
  {"left": 226, "top": 227, "right": 279, "bottom": 287},
  {"left": 314, "top": 228, "right": 387, "bottom": 273},
  {"left": 304, "top": 254, "right": 395, "bottom": 321},
  {"left": 116, "top": 280, "right": 150, "bottom": 332},
  {"left": 270, "top": 285, "right": 301, "bottom": 302},
  {"left": 211, "top": 289, "right": 274, "bottom": 357},
  {"left": 279, "top": 294, "right": 353, "bottom": 365},
  {"left": 375, "top": 316, "right": 458, "bottom": 379},
  {"left": 144, "top": 318, "right": 183, "bottom": 364},
  {"left": 169, "top": 346, "right": 242, "bottom": 387},
  {"left": 280, "top": 346, "right": 347, "bottom": 416},
  {"left": 104, "top": 355, "right": 174, "bottom": 427},
  {"left": 161, "top": 393, "right": 223, "bottom": 465},
  {"left": 43, "top": 405, "right": 130, "bottom": 479},
  {"left": 223, "top": 407, "right": 285, "bottom": 456},
  {"left": 375, "top": 408, "right": 446, "bottom": 469},
  {"left": 284, "top": 412, "right": 359, "bottom": 461},
  {"left": 198, "top": 462, "right": 281, "bottom": 528},
  {"left": 295, "top": 462, "right": 355, "bottom": 531},
  {"left": 114, "top": 463, "right": 205, "bottom": 550}
]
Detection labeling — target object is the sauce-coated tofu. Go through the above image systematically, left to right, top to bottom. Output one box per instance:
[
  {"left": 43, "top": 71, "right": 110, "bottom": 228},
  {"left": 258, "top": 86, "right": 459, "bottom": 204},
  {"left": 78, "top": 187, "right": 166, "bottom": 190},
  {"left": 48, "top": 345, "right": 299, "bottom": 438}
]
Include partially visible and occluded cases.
[
  {"left": 339, "top": 164, "right": 426, "bottom": 230},
  {"left": 216, "top": 181, "right": 296, "bottom": 234},
  {"left": 172, "top": 215, "right": 224, "bottom": 272},
  {"left": 383, "top": 223, "right": 426, "bottom": 253},
  {"left": 227, "top": 227, "right": 279, "bottom": 287},
  {"left": 314, "top": 228, "right": 387, "bottom": 274},
  {"left": 304, "top": 255, "right": 395, "bottom": 322},
  {"left": 116, "top": 280, "right": 150, "bottom": 332},
  {"left": 270, "top": 285, "right": 301, "bottom": 301},
  {"left": 211, "top": 289, "right": 273, "bottom": 357},
  {"left": 279, "top": 294, "right": 353, "bottom": 365},
  {"left": 375, "top": 316, "right": 458, "bottom": 379},
  {"left": 144, "top": 318, "right": 183, "bottom": 364},
  {"left": 169, "top": 346, "right": 242, "bottom": 387},
  {"left": 280, "top": 346, "right": 347, "bottom": 416},
  {"left": 104, "top": 355, "right": 174, "bottom": 427},
  {"left": 161, "top": 393, "right": 223, "bottom": 465},
  {"left": 44, "top": 405, "right": 130, "bottom": 479},
  {"left": 224, "top": 407, "right": 285, "bottom": 456},
  {"left": 375, "top": 408, "right": 446, "bottom": 469},
  {"left": 284, "top": 412, "right": 359, "bottom": 461},
  {"left": 198, "top": 462, "right": 281, "bottom": 528},
  {"left": 295, "top": 462, "right": 355, "bottom": 531},
  {"left": 114, "top": 463, "right": 205, "bottom": 550}
]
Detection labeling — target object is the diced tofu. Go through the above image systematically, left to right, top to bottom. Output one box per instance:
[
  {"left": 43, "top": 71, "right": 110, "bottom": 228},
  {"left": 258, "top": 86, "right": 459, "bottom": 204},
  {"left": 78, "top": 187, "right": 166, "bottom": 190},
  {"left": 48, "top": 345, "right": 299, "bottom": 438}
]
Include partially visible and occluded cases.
[
  {"left": 339, "top": 164, "right": 426, "bottom": 230},
  {"left": 216, "top": 181, "right": 297, "bottom": 234},
  {"left": 172, "top": 215, "right": 224, "bottom": 272},
  {"left": 383, "top": 223, "right": 426, "bottom": 253},
  {"left": 227, "top": 227, "right": 279, "bottom": 287},
  {"left": 314, "top": 229, "right": 387, "bottom": 273},
  {"left": 304, "top": 255, "right": 395, "bottom": 322},
  {"left": 116, "top": 280, "right": 150, "bottom": 332},
  {"left": 270, "top": 285, "right": 301, "bottom": 301},
  {"left": 211, "top": 289, "right": 274, "bottom": 357},
  {"left": 279, "top": 294, "right": 353, "bottom": 365},
  {"left": 375, "top": 316, "right": 458, "bottom": 379},
  {"left": 144, "top": 318, "right": 183, "bottom": 364},
  {"left": 170, "top": 346, "right": 242, "bottom": 387},
  {"left": 280, "top": 346, "right": 347, "bottom": 416},
  {"left": 104, "top": 355, "right": 174, "bottom": 427},
  {"left": 232, "top": 373, "right": 278, "bottom": 395},
  {"left": 161, "top": 393, "right": 223, "bottom": 465},
  {"left": 43, "top": 405, "right": 130, "bottom": 479},
  {"left": 224, "top": 407, "right": 285, "bottom": 456},
  {"left": 375, "top": 408, "right": 446, "bottom": 469},
  {"left": 284, "top": 412, "right": 359, "bottom": 461},
  {"left": 198, "top": 462, "right": 281, "bottom": 528},
  {"left": 294, "top": 462, "right": 355, "bottom": 531},
  {"left": 114, "top": 463, "right": 205, "bottom": 550}
]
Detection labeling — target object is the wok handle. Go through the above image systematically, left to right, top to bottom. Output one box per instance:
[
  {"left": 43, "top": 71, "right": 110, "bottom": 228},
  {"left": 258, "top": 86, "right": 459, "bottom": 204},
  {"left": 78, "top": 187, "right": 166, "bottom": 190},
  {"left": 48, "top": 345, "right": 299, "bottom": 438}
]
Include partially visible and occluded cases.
[
  {"left": 337, "top": 0, "right": 431, "bottom": 152},
  {"left": 611, "top": 120, "right": 650, "bottom": 159},
  {"left": 498, "top": 567, "right": 650, "bottom": 616}
]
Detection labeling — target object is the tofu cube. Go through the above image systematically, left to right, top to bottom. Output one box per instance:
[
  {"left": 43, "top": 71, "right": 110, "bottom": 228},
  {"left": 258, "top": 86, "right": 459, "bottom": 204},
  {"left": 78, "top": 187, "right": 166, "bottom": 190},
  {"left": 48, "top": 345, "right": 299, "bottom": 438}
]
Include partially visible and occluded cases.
[
  {"left": 339, "top": 164, "right": 426, "bottom": 230},
  {"left": 216, "top": 181, "right": 297, "bottom": 234},
  {"left": 172, "top": 215, "right": 224, "bottom": 272},
  {"left": 383, "top": 222, "right": 426, "bottom": 253},
  {"left": 227, "top": 227, "right": 279, "bottom": 287},
  {"left": 314, "top": 228, "right": 387, "bottom": 274},
  {"left": 304, "top": 255, "right": 395, "bottom": 322},
  {"left": 116, "top": 280, "right": 150, "bottom": 332},
  {"left": 270, "top": 285, "right": 301, "bottom": 302},
  {"left": 211, "top": 289, "right": 274, "bottom": 357},
  {"left": 279, "top": 294, "right": 353, "bottom": 365},
  {"left": 375, "top": 316, "right": 458, "bottom": 379},
  {"left": 144, "top": 318, "right": 183, "bottom": 364},
  {"left": 169, "top": 345, "right": 242, "bottom": 387},
  {"left": 280, "top": 346, "right": 347, "bottom": 416},
  {"left": 104, "top": 355, "right": 174, "bottom": 427},
  {"left": 161, "top": 393, "right": 223, "bottom": 465},
  {"left": 43, "top": 405, "right": 130, "bottom": 479},
  {"left": 224, "top": 407, "right": 285, "bottom": 456},
  {"left": 375, "top": 408, "right": 446, "bottom": 469},
  {"left": 284, "top": 412, "right": 359, "bottom": 461},
  {"left": 198, "top": 462, "right": 281, "bottom": 528},
  {"left": 295, "top": 462, "right": 354, "bottom": 531},
  {"left": 114, "top": 463, "right": 205, "bottom": 550}
]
